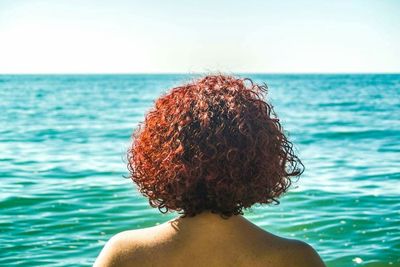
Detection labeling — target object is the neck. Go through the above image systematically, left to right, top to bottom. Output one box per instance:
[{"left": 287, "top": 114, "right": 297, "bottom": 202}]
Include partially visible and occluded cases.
[{"left": 166, "top": 210, "right": 244, "bottom": 233}]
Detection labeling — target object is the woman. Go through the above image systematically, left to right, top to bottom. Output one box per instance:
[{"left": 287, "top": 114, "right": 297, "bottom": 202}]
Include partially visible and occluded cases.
[{"left": 94, "top": 75, "right": 325, "bottom": 267}]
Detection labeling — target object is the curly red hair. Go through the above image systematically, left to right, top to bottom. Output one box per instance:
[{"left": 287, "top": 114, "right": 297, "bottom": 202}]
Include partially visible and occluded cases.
[{"left": 128, "top": 75, "right": 303, "bottom": 218}]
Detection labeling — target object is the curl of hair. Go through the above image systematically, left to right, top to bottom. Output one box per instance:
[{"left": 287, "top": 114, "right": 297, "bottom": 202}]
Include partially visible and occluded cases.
[{"left": 128, "top": 74, "right": 304, "bottom": 218}]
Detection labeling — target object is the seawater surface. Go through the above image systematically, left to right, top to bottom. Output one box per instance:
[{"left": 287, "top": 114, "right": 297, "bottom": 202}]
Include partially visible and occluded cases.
[{"left": 1, "top": 74, "right": 399, "bottom": 266}]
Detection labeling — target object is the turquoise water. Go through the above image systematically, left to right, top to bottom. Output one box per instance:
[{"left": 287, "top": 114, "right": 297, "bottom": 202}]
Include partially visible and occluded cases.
[{"left": 1, "top": 74, "right": 399, "bottom": 266}]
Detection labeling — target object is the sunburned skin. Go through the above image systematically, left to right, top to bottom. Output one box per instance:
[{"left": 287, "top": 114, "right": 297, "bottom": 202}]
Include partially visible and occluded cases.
[{"left": 94, "top": 211, "right": 326, "bottom": 267}]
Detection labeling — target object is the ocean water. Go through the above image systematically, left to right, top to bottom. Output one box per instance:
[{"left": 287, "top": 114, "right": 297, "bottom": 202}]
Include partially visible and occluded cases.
[{"left": 1, "top": 74, "right": 399, "bottom": 266}]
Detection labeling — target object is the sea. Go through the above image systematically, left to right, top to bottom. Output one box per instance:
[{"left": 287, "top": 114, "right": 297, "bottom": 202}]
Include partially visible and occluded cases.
[{"left": 1, "top": 74, "right": 399, "bottom": 266}]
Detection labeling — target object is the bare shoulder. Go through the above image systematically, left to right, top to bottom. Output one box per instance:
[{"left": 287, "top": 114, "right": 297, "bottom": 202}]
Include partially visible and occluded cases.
[
  {"left": 231, "top": 217, "right": 326, "bottom": 267},
  {"left": 93, "top": 228, "right": 153, "bottom": 267},
  {"left": 272, "top": 237, "right": 326, "bottom": 267}
]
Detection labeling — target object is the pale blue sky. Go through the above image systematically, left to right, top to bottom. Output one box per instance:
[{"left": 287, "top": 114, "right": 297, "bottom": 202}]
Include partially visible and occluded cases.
[{"left": 0, "top": 0, "right": 399, "bottom": 73}]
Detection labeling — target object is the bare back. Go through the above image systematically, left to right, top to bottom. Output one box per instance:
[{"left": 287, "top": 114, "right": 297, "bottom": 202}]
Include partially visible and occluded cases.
[{"left": 94, "top": 212, "right": 325, "bottom": 267}]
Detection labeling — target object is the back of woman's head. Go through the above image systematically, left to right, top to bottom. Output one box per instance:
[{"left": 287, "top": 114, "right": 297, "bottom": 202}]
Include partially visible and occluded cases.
[{"left": 128, "top": 74, "right": 303, "bottom": 218}]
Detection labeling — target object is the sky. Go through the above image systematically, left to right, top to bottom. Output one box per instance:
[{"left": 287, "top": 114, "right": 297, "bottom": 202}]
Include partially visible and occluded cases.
[{"left": 0, "top": 0, "right": 399, "bottom": 74}]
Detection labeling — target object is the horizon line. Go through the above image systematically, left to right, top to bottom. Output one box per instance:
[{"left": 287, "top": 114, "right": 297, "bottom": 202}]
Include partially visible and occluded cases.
[{"left": 1, "top": 72, "right": 400, "bottom": 75}]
